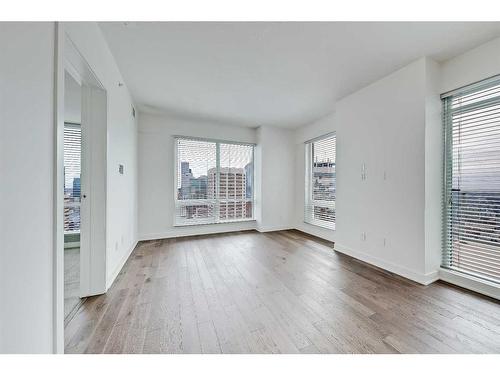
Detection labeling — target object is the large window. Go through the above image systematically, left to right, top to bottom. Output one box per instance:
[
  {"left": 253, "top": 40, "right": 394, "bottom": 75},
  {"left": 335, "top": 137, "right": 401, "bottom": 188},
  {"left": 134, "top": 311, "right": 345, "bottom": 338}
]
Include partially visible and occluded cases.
[
  {"left": 443, "top": 76, "right": 500, "bottom": 284},
  {"left": 305, "top": 133, "right": 336, "bottom": 230},
  {"left": 174, "top": 137, "right": 254, "bottom": 226}
]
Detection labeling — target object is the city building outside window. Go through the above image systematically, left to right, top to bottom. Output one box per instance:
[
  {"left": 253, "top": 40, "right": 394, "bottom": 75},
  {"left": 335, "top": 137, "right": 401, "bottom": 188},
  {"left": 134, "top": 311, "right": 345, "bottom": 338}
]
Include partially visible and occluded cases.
[
  {"left": 304, "top": 133, "right": 336, "bottom": 230},
  {"left": 174, "top": 137, "right": 254, "bottom": 226}
]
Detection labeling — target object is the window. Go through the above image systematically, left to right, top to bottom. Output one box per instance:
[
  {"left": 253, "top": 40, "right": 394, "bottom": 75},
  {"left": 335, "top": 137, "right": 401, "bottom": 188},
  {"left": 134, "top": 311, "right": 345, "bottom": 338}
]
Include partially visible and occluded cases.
[
  {"left": 443, "top": 75, "right": 500, "bottom": 284},
  {"left": 64, "top": 123, "right": 81, "bottom": 233},
  {"left": 305, "top": 133, "right": 336, "bottom": 230},
  {"left": 174, "top": 137, "right": 254, "bottom": 226}
]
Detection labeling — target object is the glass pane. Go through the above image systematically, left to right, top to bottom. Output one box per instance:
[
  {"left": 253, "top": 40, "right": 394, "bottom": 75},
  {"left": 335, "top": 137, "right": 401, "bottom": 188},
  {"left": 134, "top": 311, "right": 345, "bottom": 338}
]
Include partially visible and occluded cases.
[
  {"left": 445, "top": 81, "right": 500, "bottom": 283},
  {"left": 64, "top": 124, "right": 81, "bottom": 233},
  {"left": 312, "top": 137, "right": 336, "bottom": 202},
  {"left": 175, "top": 139, "right": 217, "bottom": 225},
  {"left": 176, "top": 139, "right": 216, "bottom": 200},
  {"left": 219, "top": 143, "right": 253, "bottom": 221}
]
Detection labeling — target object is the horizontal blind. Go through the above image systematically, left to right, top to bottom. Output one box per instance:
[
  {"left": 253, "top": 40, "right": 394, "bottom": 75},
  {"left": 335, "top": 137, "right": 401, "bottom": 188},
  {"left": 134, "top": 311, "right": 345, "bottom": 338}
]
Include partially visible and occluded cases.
[
  {"left": 443, "top": 76, "right": 500, "bottom": 283},
  {"left": 64, "top": 123, "right": 81, "bottom": 233},
  {"left": 305, "top": 134, "right": 336, "bottom": 230},
  {"left": 174, "top": 137, "right": 254, "bottom": 226},
  {"left": 175, "top": 138, "right": 217, "bottom": 225},
  {"left": 219, "top": 143, "right": 254, "bottom": 222}
]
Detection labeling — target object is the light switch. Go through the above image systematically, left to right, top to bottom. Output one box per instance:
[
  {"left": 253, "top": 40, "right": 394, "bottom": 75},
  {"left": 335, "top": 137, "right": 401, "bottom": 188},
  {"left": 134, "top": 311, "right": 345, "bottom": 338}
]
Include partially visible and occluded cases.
[{"left": 119, "top": 164, "right": 124, "bottom": 174}]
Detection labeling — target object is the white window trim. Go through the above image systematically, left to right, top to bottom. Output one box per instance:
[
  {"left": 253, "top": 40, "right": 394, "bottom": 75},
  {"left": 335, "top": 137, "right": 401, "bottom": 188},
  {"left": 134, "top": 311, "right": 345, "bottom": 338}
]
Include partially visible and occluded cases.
[
  {"left": 173, "top": 136, "right": 255, "bottom": 227},
  {"left": 440, "top": 267, "right": 500, "bottom": 300}
]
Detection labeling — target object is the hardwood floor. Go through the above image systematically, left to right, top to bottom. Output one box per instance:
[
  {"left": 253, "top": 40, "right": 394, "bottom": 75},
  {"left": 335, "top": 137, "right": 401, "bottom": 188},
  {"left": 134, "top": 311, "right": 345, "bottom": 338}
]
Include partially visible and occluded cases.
[
  {"left": 64, "top": 230, "right": 500, "bottom": 354},
  {"left": 64, "top": 247, "right": 84, "bottom": 325}
]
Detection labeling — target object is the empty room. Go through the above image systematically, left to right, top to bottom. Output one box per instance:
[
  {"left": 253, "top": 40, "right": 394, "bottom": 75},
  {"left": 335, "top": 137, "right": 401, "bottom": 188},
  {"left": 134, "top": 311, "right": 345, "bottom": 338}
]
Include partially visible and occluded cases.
[{"left": 2, "top": 3, "right": 500, "bottom": 368}]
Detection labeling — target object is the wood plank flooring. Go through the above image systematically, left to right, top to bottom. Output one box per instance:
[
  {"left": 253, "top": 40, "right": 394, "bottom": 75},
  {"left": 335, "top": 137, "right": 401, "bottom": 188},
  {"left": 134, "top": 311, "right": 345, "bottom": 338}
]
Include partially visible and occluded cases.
[{"left": 64, "top": 230, "right": 500, "bottom": 354}]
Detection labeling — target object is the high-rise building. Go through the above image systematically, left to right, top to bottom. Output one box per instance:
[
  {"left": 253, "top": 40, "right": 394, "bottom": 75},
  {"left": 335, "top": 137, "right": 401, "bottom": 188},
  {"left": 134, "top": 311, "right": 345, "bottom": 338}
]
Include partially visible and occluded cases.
[
  {"left": 180, "top": 161, "right": 193, "bottom": 198},
  {"left": 312, "top": 161, "right": 336, "bottom": 200},
  {"left": 312, "top": 161, "right": 336, "bottom": 222},
  {"left": 245, "top": 162, "right": 253, "bottom": 199},
  {"left": 208, "top": 167, "right": 248, "bottom": 219},
  {"left": 189, "top": 175, "right": 208, "bottom": 198},
  {"left": 72, "top": 177, "right": 81, "bottom": 199}
]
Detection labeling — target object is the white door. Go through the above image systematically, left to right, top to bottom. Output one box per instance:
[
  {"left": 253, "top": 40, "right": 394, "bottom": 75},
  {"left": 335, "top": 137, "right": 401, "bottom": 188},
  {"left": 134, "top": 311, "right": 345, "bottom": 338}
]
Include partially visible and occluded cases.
[{"left": 80, "top": 84, "right": 107, "bottom": 297}]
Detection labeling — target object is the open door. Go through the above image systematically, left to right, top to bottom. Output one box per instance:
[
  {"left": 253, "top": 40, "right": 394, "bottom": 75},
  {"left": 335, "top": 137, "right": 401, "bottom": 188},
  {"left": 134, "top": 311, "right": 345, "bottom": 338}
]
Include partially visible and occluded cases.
[
  {"left": 59, "top": 32, "right": 109, "bottom": 343},
  {"left": 79, "top": 84, "right": 107, "bottom": 297}
]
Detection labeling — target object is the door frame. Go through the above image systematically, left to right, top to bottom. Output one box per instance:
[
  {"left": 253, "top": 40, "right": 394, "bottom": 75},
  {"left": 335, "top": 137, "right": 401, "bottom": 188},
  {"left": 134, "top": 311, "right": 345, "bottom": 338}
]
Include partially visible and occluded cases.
[{"left": 53, "top": 23, "right": 108, "bottom": 353}]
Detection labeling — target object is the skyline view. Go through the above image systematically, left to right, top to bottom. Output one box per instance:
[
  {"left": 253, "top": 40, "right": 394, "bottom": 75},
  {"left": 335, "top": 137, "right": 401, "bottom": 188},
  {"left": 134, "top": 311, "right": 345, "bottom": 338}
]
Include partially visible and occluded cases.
[
  {"left": 64, "top": 125, "right": 82, "bottom": 234},
  {"left": 175, "top": 138, "right": 254, "bottom": 224}
]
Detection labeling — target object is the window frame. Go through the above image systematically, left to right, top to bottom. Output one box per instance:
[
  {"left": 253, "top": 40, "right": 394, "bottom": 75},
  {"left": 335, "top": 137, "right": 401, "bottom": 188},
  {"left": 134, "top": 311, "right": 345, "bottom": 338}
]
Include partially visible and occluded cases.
[
  {"left": 442, "top": 74, "right": 500, "bottom": 285},
  {"left": 304, "top": 132, "right": 336, "bottom": 230},
  {"left": 173, "top": 135, "right": 255, "bottom": 227}
]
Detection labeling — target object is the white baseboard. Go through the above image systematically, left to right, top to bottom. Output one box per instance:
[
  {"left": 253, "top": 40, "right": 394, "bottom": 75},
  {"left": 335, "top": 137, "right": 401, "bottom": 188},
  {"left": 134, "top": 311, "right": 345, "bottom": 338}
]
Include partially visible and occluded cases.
[
  {"left": 139, "top": 222, "right": 256, "bottom": 242},
  {"left": 295, "top": 222, "right": 336, "bottom": 242},
  {"left": 257, "top": 225, "right": 294, "bottom": 233},
  {"left": 106, "top": 238, "right": 138, "bottom": 290},
  {"left": 333, "top": 243, "right": 439, "bottom": 285},
  {"left": 440, "top": 268, "right": 500, "bottom": 300}
]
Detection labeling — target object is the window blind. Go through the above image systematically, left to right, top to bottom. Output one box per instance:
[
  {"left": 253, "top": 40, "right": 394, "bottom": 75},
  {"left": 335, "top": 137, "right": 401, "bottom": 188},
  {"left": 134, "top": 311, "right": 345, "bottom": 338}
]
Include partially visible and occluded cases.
[
  {"left": 443, "top": 76, "right": 500, "bottom": 284},
  {"left": 64, "top": 123, "right": 81, "bottom": 233},
  {"left": 305, "top": 133, "right": 336, "bottom": 230},
  {"left": 174, "top": 137, "right": 254, "bottom": 226}
]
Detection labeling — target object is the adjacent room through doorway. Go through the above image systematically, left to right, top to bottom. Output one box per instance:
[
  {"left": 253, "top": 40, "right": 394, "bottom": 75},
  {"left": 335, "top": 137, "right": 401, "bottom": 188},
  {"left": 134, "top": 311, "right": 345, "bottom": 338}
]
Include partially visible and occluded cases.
[{"left": 63, "top": 71, "right": 84, "bottom": 323}]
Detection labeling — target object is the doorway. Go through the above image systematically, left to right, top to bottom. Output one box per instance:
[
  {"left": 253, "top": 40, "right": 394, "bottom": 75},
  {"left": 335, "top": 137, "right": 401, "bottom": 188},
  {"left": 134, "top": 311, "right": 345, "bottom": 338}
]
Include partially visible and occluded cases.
[
  {"left": 55, "top": 27, "right": 108, "bottom": 353},
  {"left": 63, "top": 72, "right": 84, "bottom": 323}
]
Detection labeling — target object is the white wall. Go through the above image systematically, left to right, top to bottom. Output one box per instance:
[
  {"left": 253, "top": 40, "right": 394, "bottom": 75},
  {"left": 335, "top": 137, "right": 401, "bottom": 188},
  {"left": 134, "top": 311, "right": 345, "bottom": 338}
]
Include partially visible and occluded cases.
[
  {"left": 0, "top": 22, "right": 55, "bottom": 353},
  {"left": 0, "top": 22, "right": 138, "bottom": 353},
  {"left": 63, "top": 23, "right": 139, "bottom": 289},
  {"left": 441, "top": 36, "right": 500, "bottom": 94},
  {"left": 294, "top": 58, "right": 442, "bottom": 284},
  {"left": 334, "top": 58, "right": 430, "bottom": 282},
  {"left": 424, "top": 59, "right": 443, "bottom": 275},
  {"left": 138, "top": 112, "right": 257, "bottom": 240},
  {"left": 255, "top": 126, "right": 296, "bottom": 232}
]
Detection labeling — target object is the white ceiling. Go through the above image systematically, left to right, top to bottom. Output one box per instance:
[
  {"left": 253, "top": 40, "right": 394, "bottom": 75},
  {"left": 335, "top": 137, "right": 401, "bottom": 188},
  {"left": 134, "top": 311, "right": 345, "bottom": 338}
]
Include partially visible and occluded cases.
[{"left": 99, "top": 22, "right": 500, "bottom": 128}]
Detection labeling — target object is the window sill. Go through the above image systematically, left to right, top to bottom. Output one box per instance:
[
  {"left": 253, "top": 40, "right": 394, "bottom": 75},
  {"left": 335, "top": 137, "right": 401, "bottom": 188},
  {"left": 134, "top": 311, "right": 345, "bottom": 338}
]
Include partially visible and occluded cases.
[
  {"left": 173, "top": 219, "right": 256, "bottom": 228},
  {"left": 303, "top": 220, "right": 336, "bottom": 231},
  {"left": 439, "top": 267, "right": 500, "bottom": 301}
]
